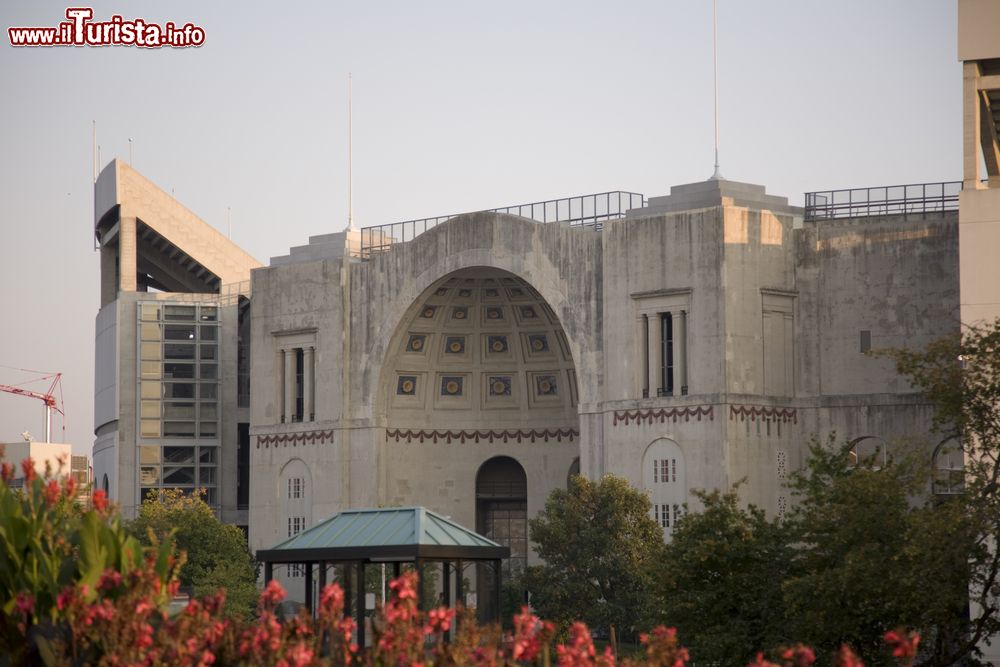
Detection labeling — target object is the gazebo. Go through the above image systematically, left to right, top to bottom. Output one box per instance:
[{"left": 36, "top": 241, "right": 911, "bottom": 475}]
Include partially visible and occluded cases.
[{"left": 256, "top": 506, "right": 510, "bottom": 646}]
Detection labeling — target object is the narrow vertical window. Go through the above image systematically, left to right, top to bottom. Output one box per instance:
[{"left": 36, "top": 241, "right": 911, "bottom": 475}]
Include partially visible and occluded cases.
[
  {"left": 661, "top": 313, "right": 674, "bottom": 395},
  {"left": 643, "top": 315, "right": 650, "bottom": 398},
  {"left": 295, "top": 348, "right": 305, "bottom": 422},
  {"left": 663, "top": 504, "right": 670, "bottom": 528}
]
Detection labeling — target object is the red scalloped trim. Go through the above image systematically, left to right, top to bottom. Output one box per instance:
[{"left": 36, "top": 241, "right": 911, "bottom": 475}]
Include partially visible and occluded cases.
[
  {"left": 728, "top": 405, "right": 797, "bottom": 424},
  {"left": 612, "top": 406, "right": 714, "bottom": 426},
  {"left": 385, "top": 428, "right": 578, "bottom": 444},
  {"left": 256, "top": 429, "right": 335, "bottom": 448}
]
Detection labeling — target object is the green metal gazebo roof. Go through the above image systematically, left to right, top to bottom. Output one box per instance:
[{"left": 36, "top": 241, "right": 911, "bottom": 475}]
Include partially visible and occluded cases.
[{"left": 256, "top": 506, "right": 509, "bottom": 563}]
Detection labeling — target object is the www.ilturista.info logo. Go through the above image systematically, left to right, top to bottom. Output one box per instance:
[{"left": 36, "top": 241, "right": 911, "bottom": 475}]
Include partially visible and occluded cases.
[{"left": 8, "top": 8, "right": 205, "bottom": 48}]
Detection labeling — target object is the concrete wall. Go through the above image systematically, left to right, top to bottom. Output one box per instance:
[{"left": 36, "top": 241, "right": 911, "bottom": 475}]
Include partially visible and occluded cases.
[
  {"left": 248, "top": 186, "right": 960, "bottom": 572},
  {"left": 960, "top": 188, "right": 1000, "bottom": 325},
  {"left": 797, "top": 213, "right": 960, "bottom": 397},
  {"left": 94, "top": 302, "right": 118, "bottom": 431}
]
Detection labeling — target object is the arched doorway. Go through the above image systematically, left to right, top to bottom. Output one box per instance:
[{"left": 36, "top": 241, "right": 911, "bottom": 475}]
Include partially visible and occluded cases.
[
  {"left": 376, "top": 266, "right": 580, "bottom": 570},
  {"left": 476, "top": 456, "right": 528, "bottom": 575}
]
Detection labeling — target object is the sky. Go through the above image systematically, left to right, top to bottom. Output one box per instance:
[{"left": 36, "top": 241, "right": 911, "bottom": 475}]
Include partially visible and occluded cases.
[{"left": 0, "top": 1, "right": 960, "bottom": 455}]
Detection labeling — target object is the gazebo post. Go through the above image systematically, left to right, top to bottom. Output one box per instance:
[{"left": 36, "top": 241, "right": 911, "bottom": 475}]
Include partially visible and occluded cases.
[
  {"left": 416, "top": 558, "right": 425, "bottom": 611},
  {"left": 455, "top": 560, "right": 464, "bottom": 612},
  {"left": 264, "top": 561, "right": 273, "bottom": 584},
  {"left": 319, "top": 561, "right": 327, "bottom": 596},
  {"left": 356, "top": 561, "right": 366, "bottom": 650},
  {"left": 393, "top": 561, "right": 401, "bottom": 580},
  {"left": 443, "top": 561, "right": 452, "bottom": 642},
  {"left": 493, "top": 561, "right": 502, "bottom": 624},
  {"left": 344, "top": 562, "right": 353, "bottom": 619},
  {"left": 305, "top": 563, "right": 314, "bottom": 616}
]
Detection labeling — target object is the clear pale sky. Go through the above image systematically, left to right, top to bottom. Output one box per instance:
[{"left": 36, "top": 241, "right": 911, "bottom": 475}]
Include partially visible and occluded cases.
[{"left": 0, "top": 1, "right": 960, "bottom": 455}]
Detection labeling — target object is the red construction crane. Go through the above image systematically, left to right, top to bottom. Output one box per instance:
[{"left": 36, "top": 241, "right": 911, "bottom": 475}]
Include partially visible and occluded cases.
[{"left": 0, "top": 371, "right": 65, "bottom": 442}]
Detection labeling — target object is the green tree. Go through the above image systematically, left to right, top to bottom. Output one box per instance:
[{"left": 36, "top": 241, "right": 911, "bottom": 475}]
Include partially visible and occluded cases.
[
  {"left": 880, "top": 319, "right": 1000, "bottom": 665},
  {"left": 781, "top": 438, "right": 971, "bottom": 667},
  {"left": 523, "top": 474, "right": 665, "bottom": 642},
  {"left": 659, "top": 488, "right": 795, "bottom": 666},
  {"left": 128, "top": 489, "right": 258, "bottom": 619}
]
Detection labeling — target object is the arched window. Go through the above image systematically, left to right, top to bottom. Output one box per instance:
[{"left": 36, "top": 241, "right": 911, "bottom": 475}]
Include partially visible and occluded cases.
[
  {"left": 848, "top": 436, "right": 889, "bottom": 470},
  {"left": 642, "top": 438, "right": 686, "bottom": 536},
  {"left": 932, "top": 439, "right": 964, "bottom": 495},
  {"left": 476, "top": 456, "right": 527, "bottom": 575},
  {"left": 566, "top": 457, "right": 580, "bottom": 489},
  {"left": 279, "top": 458, "right": 312, "bottom": 578},
  {"left": 102, "top": 474, "right": 109, "bottom": 493}
]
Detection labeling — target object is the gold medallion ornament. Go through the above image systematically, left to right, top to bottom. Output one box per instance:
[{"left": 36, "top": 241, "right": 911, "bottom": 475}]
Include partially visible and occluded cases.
[
  {"left": 422, "top": 307, "right": 435, "bottom": 318},
  {"left": 454, "top": 309, "right": 466, "bottom": 319},
  {"left": 532, "top": 337, "right": 545, "bottom": 351},
  {"left": 410, "top": 338, "right": 423, "bottom": 351},
  {"left": 492, "top": 339, "right": 505, "bottom": 352},
  {"left": 449, "top": 341, "right": 463, "bottom": 353},
  {"left": 401, "top": 380, "right": 415, "bottom": 393},
  {"left": 446, "top": 380, "right": 460, "bottom": 394},
  {"left": 493, "top": 380, "right": 507, "bottom": 395}
]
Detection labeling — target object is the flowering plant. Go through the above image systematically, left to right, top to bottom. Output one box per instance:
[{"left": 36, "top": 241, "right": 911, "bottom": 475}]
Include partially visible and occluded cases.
[{"left": 0, "top": 458, "right": 923, "bottom": 666}]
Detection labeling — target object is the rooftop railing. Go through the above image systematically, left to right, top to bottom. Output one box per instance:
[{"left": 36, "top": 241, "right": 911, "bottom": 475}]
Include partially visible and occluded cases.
[
  {"left": 804, "top": 181, "right": 962, "bottom": 221},
  {"left": 359, "top": 191, "right": 645, "bottom": 257}
]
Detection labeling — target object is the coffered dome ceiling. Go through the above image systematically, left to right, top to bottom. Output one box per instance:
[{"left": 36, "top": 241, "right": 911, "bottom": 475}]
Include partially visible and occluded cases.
[{"left": 384, "top": 268, "right": 578, "bottom": 429}]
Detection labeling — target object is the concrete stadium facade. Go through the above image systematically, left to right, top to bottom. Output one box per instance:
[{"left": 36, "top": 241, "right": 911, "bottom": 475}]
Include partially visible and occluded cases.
[{"left": 92, "top": 158, "right": 965, "bottom": 605}]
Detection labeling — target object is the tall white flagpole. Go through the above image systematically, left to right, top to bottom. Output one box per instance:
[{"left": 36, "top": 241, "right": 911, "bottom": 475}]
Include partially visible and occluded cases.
[
  {"left": 710, "top": 0, "right": 724, "bottom": 181},
  {"left": 348, "top": 73, "right": 355, "bottom": 231}
]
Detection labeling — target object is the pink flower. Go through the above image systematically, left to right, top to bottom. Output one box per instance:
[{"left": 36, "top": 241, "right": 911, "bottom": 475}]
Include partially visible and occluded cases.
[
  {"left": 20, "top": 458, "right": 36, "bottom": 483},
  {"left": 1, "top": 462, "right": 13, "bottom": 483},
  {"left": 62, "top": 475, "right": 77, "bottom": 499},
  {"left": 44, "top": 479, "right": 60, "bottom": 505},
  {"left": 92, "top": 489, "right": 108, "bottom": 513},
  {"left": 389, "top": 571, "right": 419, "bottom": 601},
  {"left": 260, "top": 579, "right": 286, "bottom": 607},
  {"left": 320, "top": 583, "right": 344, "bottom": 614},
  {"left": 56, "top": 586, "right": 74, "bottom": 611},
  {"left": 14, "top": 592, "right": 34, "bottom": 617},
  {"left": 425, "top": 606, "right": 456, "bottom": 634},
  {"left": 884, "top": 630, "right": 920, "bottom": 665},
  {"left": 285, "top": 642, "right": 314, "bottom": 667},
  {"left": 781, "top": 644, "right": 817, "bottom": 667},
  {"left": 836, "top": 646, "right": 865, "bottom": 667},
  {"left": 747, "top": 653, "right": 782, "bottom": 667}
]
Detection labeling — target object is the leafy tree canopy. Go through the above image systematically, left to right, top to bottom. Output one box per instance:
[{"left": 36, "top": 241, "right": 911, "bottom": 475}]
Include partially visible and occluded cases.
[
  {"left": 524, "top": 474, "right": 666, "bottom": 641},
  {"left": 659, "top": 488, "right": 795, "bottom": 667},
  {"left": 128, "top": 490, "right": 258, "bottom": 619}
]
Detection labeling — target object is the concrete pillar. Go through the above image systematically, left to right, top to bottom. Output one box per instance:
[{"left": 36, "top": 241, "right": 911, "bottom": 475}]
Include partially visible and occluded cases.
[
  {"left": 965, "top": 61, "right": 984, "bottom": 188},
  {"left": 119, "top": 217, "right": 137, "bottom": 292},
  {"left": 100, "top": 243, "right": 118, "bottom": 307},
  {"left": 675, "top": 310, "right": 688, "bottom": 395},
  {"left": 647, "top": 313, "right": 662, "bottom": 397},
  {"left": 639, "top": 316, "right": 648, "bottom": 397},
  {"left": 303, "top": 346, "right": 314, "bottom": 421},
  {"left": 284, "top": 348, "right": 296, "bottom": 423},
  {"left": 278, "top": 349, "right": 286, "bottom": 423}
]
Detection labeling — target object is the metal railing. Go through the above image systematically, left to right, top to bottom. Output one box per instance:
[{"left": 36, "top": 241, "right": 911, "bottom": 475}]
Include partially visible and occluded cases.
[
  {"left": 804, "top": 181, "right": 961, "bottom": 221},
  {"left": 359, "top": 191, "right": 645, "bottom": 257},
  {"left": 158, "top": 280, "right": 252, "bottom": 306}
]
